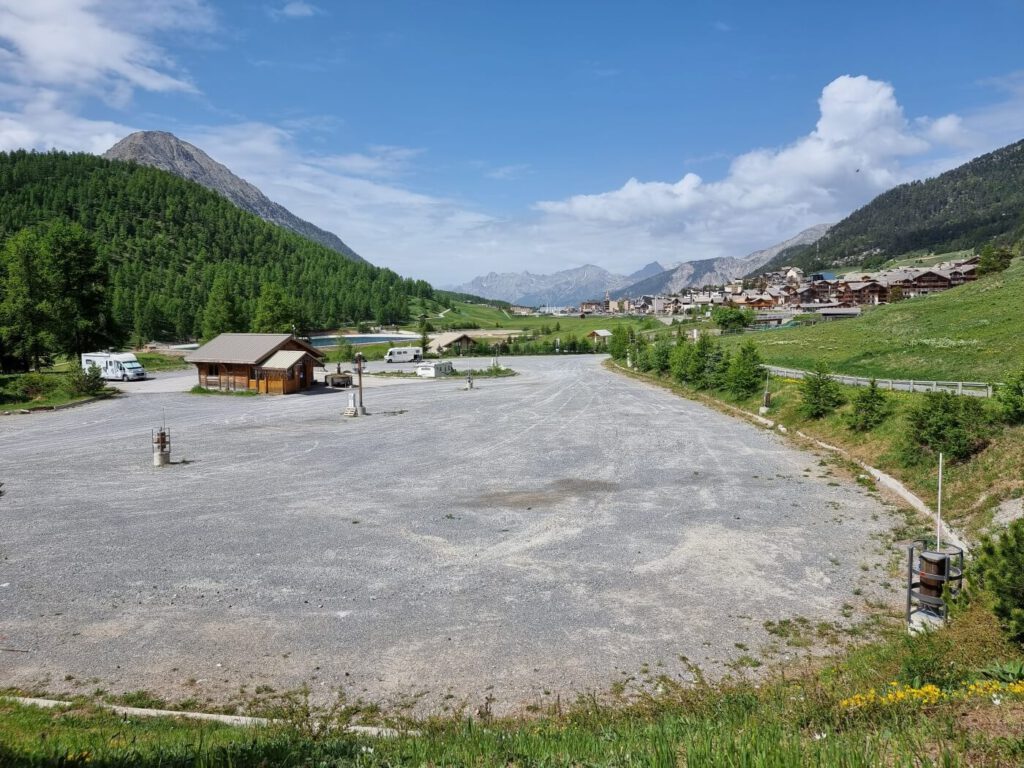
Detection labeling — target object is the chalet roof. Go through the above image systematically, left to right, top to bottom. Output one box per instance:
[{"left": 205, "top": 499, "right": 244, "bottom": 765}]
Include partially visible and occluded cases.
[
  {"left": 842, "top": 281, "right": 882, "bottom": 291},
  {"left": 589, "top": 329, "right": 613, "bottom": 337},
  {"left": 185, "top": 333, "right": 323, "bottom": 365},
  {"left": 259, "top": 349, "right": 309, "bottom": 370}
]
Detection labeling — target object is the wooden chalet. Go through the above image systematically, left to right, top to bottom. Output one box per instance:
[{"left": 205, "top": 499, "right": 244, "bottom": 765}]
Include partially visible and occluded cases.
[
  {"left": 427, "top": 332, "right": 476, "bottom": 355},
  {"left": 185, "top": 333, "right": 325, "bottom": 394}
]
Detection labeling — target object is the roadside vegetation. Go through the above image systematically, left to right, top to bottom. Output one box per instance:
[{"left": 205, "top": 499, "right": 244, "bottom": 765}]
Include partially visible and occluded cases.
[{"left": 0, "top": 366, "right": 113, "bottom": 410}]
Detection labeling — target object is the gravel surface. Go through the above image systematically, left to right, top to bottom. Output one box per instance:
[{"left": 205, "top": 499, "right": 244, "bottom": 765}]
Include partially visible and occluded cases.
[{"left": 0, "top": 355, "right": 898, "bottom": 714}]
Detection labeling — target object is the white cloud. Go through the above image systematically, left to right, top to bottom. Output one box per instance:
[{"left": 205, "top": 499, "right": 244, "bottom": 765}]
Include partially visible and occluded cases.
[
  {"left": 0, "top": 0, "right": 212, "bottom": 103},
  {"left": 272, "top": 1, "right": 321, "bottom": 19},
  {"left": 485, "top": 163, "right": 531, "bottom": 181}
]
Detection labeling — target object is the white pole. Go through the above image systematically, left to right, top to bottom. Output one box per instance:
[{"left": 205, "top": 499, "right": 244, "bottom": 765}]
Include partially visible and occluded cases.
[{"left": 936, "top": 452, "right": 943, "bottom": 551}]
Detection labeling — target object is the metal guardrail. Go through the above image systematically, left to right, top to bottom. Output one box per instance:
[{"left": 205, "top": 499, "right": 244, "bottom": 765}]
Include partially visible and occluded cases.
[{"left": 765, "top": 365, "right": 996, "bottom": 398}]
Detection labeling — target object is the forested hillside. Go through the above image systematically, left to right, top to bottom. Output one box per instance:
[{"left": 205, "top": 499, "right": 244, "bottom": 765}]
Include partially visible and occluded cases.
[
  {"left": 753, "top": 138, "right": 1024, "bottom": 275},
  {"left": 0, "top": 151, "right": 432, "bottom": 368}
]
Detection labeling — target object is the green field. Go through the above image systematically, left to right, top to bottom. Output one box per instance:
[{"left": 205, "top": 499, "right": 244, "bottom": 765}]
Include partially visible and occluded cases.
[{"left": 722, "top": 257, "right": 1023, "bottom": 382}]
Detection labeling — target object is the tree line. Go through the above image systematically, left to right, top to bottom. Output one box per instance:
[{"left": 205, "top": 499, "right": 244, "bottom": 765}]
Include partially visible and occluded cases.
[{"left": 0, "top": 151, "right": 435, "bottom": 370}]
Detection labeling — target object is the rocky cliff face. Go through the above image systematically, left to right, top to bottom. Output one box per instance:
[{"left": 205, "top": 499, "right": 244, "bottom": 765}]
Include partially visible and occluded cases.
[
  {"left": 104, "top": 131, "right": 364, "bottom": 263},
  {"left": 615, "top": 224, "right": 832, "bottom": 296},
  {"left": 452, "top": 261, "right": 666, "bottom": 306}
]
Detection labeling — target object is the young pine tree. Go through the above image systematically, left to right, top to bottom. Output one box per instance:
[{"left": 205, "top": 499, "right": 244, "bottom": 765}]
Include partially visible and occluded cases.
[
  {"left": 799, "top": 364, "right": 845, "bottom": 419},
  {"left": 846, "top": 379, "right": 890, "bottom": 432}
]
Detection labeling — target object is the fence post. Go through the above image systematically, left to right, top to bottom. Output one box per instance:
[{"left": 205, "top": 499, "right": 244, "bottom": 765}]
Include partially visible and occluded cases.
[
  {"left": 910, "top": 379, "right": 914, "bottom": 393},
  {"left": 957, "top": 382, "right": 963, "bottom": 395}
]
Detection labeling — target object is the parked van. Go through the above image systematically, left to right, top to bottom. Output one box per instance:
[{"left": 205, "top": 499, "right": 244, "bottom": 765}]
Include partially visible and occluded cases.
[
  {"left": 383, "top": 346, "right": 422, "bottom": 364},
  {"left": 81, "top": 352, "right": 147, "bottom": 381},
  {"left": 416, "top": 361, "right": 453, "bottom": 378}
]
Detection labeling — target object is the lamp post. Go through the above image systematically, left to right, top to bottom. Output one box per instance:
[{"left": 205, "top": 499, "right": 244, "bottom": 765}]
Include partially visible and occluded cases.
[{"left": 354, "top": 351, "right": 366, "bottom": 414}]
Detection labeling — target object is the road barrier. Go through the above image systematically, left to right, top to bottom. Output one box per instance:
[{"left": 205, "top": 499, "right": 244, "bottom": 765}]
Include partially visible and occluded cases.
[{"left": 765, "top": 366, "right": 996, "bottom": 398}]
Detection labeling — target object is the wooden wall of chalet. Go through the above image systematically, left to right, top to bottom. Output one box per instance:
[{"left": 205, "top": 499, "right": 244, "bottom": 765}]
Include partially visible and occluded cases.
[
  {"left": 256, "top": 358, "right": 314, "bottom": 395},
  {"left": 196, "top": 362, "right": 256, "bottom": 391}
]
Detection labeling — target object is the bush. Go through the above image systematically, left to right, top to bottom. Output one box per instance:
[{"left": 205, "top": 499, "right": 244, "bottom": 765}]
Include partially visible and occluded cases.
[
  {"left": 798, "top": 364, "right": 844, "bottom": 419},
  {"left": 63, "top": 365, "right": 106, "bottom": 396},
  {"left": 997, "top": 366, "right": 1024, "bottom": 425},
  {"left": 10, "top": 372, "right": 59, "bottom": 400},
  {"left": 846, "top": 379, "right": 890, "bottom": 432},
  {"left": 902, "top": 390, "right": 993, "bottom": 464},
  {"left": 974, "top": 520, "right": 1024, "bottom": 644}
]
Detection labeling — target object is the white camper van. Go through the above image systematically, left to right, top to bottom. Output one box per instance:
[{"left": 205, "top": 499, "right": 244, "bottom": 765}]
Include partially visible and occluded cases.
[
  {"left": 383, "top": 346, "right": 422, "bottom": 364},
  {"left": 81, "top": 352, "right": 147, "bottom": 381}
]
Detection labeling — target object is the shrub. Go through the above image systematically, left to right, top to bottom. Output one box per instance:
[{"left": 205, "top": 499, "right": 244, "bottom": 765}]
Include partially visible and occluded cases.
[
  {"left": 798, "top": 364, "right": 844, "bottom": 419},
  {"left": 63, "top": 365, "right": 106, "bottom": 396},
  {"left": 997, "top": 366, "right": 1024, "bottom": 425},
  {"left": 11, "top": 372, "right": 59, "bottom": 401},
  {"left": 846, "top": 379, "right": 890, "bottom": 432},
  {"left": 902, "top": 390, "right": 992, "bottom": 464},
  {"left": 974, "top": 520, "right": 1024, "bottom": 644}
]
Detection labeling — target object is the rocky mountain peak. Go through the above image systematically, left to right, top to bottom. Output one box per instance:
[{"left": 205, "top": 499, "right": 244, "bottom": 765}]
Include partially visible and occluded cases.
[{"left": 103, "top": 131, "right": 364, "bottom": 263}]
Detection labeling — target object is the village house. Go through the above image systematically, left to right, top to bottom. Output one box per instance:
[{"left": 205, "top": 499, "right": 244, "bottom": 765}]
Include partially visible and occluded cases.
[
  {"left": 579, "top": 299, "right": 605, "bottom": 315},
  {"left": 185, "top": 333, "right": 324, "bottom": 394}
]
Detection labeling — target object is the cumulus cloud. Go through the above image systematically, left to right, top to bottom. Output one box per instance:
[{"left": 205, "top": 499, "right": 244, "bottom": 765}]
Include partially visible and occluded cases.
[{"left": 530, "top": 75, "right": 991, "bottom": 271}]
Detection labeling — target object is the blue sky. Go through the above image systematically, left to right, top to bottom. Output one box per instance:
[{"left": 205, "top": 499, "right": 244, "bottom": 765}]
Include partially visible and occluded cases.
[{"left": 1, "top": 1, "right": 1023, "bottom": 285}]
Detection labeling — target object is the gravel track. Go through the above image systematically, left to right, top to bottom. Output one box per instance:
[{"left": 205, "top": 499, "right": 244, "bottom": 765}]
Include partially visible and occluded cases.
[{"left": 0, "top": 355, "right": 897, "bottom": 713}]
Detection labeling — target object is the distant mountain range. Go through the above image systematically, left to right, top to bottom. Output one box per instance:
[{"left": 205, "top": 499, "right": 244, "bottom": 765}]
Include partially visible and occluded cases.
[
  {"left": 104, "top": 131, "right": 365, "bottom": 263},
  {"left": 751, "top": 138, "right": 1024, "bottom": 276},
  {"left": 615, "top": 224, "right": 832, "bottom": 297},
  {"left": 452, "top": 226, "right": 831, "bottom": 305},
  {"left": 450, "top": 261, "right": 666, "bottom": 306}
]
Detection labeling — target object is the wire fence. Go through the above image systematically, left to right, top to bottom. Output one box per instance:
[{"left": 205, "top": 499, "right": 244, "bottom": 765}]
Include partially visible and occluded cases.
[{"left": 765, "top": 365, "right": 996, "bottom": 398}]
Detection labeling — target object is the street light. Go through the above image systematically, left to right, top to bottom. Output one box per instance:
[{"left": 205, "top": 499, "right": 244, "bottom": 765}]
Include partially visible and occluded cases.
[{"left": 354, "top": 351, "right": 366, "bottom": 414}]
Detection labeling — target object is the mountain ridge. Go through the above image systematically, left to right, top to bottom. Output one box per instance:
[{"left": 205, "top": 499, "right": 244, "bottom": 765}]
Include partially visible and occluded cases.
[
  {"left": 104, "top": 131, "right": 365, "bottom": 264},
  {"left": 617, "top": 224, "right": 832, "bottom": 297},
  {"left": 451, "top": 261, "right": 666, "bottom": 306}
]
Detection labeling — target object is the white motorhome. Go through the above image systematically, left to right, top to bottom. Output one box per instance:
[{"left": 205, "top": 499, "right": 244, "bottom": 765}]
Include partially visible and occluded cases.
[
  {"left": 383, "top": 346, "right": 422, "bottom": 364},
  {"left": 81, "top": 352, "right": 147, "bottom": 381},
  {"left": 416, "top": 361, "right": 453, "bottom": 378}
]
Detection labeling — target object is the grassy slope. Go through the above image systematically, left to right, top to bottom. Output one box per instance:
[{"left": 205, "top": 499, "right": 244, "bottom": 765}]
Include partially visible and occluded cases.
[{"left": 722, "top": 257, "right": 1024, "bottom": 382}]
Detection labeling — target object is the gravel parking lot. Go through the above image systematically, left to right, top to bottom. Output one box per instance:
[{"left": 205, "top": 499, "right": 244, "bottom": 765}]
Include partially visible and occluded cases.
[{"left": 0, "top": 355, "right": 897, "bottom": 713}]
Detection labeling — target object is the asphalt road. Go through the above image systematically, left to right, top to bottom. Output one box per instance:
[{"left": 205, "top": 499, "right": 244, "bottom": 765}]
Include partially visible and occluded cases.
[{"left": 0, "top": 355, "right": 897, "bottom": 713}]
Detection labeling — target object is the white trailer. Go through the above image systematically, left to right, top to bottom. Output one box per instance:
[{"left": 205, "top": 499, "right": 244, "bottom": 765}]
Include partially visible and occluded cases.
[
  {"left": 383, "top": 346, "right": 422, "bottom": 364},
  {"left": 81, "top": 352, "right": 147, "bottom": 381},
  {"left": 416, "top": 361, "right": 453, "bottom": 378}
]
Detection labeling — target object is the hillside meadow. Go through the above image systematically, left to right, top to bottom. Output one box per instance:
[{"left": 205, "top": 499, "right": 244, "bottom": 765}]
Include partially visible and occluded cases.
[{"left": 721, "top": 257, "right": 1023, "bottom": 382}]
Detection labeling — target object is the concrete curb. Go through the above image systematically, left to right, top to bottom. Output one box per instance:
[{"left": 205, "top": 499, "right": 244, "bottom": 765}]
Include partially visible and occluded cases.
[
  {"left": 795, "top": 431, "right": 971, "bottom": 555},
  {"left": 2, "top": 696, "right": 410, "bottom": 738}
]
